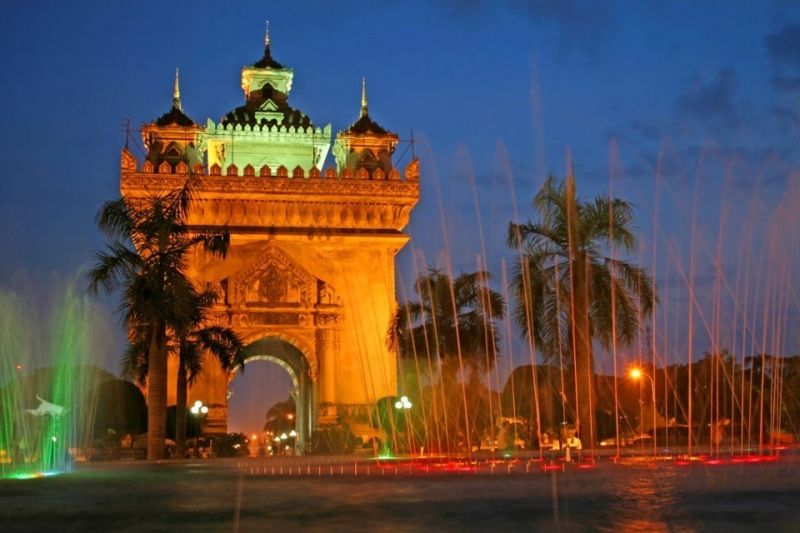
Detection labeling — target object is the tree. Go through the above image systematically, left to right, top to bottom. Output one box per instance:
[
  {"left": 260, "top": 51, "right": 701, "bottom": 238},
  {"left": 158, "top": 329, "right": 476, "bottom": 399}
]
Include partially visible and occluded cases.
[
  {"left": 507, "top": 174, "right": 655, "bottom": 446},
  {"left": 89, "top": 182, "right": 230, "bottom": 460},
  {"left": 389, "top": 268, "right": 505, "bottom": 452},
  {"left": 390, "top": 268, "right": 505, "bottom": 375},
  {"left": 160, "top": 286, "right": 244, "bottom": 458},
  {"left": 91, "top": 378, "right": 147, "bottom": 439},
  {"left": 263, "top": 396, "right": 296, "bottom": 435}
]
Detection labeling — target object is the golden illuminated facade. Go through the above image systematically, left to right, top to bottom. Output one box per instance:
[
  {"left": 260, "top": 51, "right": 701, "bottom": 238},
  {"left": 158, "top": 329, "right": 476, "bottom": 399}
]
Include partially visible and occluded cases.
[{"left": 120, "top": 30, "right": 419, "bottom": 448}]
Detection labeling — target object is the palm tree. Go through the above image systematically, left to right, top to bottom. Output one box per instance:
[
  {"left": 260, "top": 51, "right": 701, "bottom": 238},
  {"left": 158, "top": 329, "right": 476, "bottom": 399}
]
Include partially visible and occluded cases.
[
  {"left": 507, "top": 174, "right": 655, "bottom": 446},
  {"left": 89, "top": 183, "right": 230, "bottom": 460},
  {"left": 389, "top": 268, "right": 505, "bottom": 451},
  {"left": 390, "top": 268, "right": 506, "bottom": 376},
  {"left": 172, "top": 287, "right": 245, "bottom": 458},
  {"left": 263, "top": 396, "right": 296, "bottom": 435}
]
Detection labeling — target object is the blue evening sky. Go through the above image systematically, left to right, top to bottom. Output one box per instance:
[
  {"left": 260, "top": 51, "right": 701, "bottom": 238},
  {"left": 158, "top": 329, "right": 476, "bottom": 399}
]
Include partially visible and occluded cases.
[{"left": 1, "top": 1, "right": 799, "bottom": 428}]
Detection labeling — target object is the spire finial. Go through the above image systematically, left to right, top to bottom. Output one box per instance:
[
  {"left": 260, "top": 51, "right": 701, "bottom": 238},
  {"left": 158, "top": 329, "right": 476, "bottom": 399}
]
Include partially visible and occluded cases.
[
  {"left": 265, "top": 19, "right": 270, "bottom": 47},
  {"left": 173, "top": 67, "right": 182, "bottom": 111},
  {"left": 360, "top": 76, "right": 368, "bottom": 118}
]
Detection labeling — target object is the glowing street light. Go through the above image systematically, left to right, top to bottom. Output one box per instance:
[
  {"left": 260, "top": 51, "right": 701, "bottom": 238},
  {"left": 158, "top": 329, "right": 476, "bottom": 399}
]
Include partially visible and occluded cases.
[
  {"left": 628, "top": 366, "right": 657, "bottom": 457},
  {"left": 394, "top": 395, "right": 414, "bottom": 454},
  {"left": 395, "top": 395, "right": 412, "bottom": 410},
  {"left": 190, "top": 400, "right": 209, "bottom": 415},
  {"left": 289, "top": 430, "right": 297, "bottom": 438}
]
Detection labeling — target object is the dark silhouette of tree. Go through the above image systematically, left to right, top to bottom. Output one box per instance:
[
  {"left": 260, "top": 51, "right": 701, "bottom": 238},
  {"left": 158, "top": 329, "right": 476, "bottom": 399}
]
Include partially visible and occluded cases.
[{"left": 89, "top": 182, "right": 230, "bottom": 459}]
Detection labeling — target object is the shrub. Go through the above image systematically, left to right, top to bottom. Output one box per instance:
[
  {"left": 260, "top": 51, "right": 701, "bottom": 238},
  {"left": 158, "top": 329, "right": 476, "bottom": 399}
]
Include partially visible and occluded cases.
[
  {"left": 308, "top": 424, "right": 359, "bottom": 455},
  {"left": 211, "top": 433, "right": 249, "bottom": 457}
]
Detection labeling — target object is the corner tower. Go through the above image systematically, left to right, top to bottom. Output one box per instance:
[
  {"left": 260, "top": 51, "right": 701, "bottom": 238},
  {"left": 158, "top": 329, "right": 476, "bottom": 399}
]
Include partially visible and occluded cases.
[
  {"left": 205, "top": 27, "right": 331, "bottom": 173},
  {"left": 140, "top": 69, "right": 204, "bottom": 172},
  {"left": 333, "top": 78, "right": 399, "bottom": 177}
]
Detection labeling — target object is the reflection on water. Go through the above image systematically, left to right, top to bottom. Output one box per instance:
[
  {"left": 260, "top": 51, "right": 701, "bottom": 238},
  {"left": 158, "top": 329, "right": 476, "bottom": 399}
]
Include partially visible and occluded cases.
[
  {"left": 1, "top": 458, "right": 799, "bottom": 531},
  {"left": 602, "top": 465, "right": 686, "bottom": 533}
]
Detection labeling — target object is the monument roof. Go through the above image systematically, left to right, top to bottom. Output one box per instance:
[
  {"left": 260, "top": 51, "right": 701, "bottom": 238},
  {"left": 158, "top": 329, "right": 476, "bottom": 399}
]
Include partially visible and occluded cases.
[
  {"left": 252, "top": 43, "right": 286, "bottom": 69},
  {"left": 151, "top": 69, "right": 200, "bottom": 128},
  {"left": 342, "top": 78, "right": 395, "bottom": 137},
  {"left": 220, "top": 83, "right": 314, "bottom": 129},
  {"left": 154, "top": 105, "right": 200, "bottom": 127},
  {"left": 345, "top": 113, "right": 392, "bottom": 135}
]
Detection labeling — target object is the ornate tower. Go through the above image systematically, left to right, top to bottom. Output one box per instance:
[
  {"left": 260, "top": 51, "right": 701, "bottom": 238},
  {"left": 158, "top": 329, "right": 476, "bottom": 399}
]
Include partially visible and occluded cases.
[
  {"left": 204, "top": 28, "right": 331, "bottom": 174},
  {"left": 120, "top": 30, "right": 419, "bottom": 450},
  {"left": 140, "top": 69, "right": 204, "bottom": 172},
  {"left": 333, "top": 78, "right": 399, "bottom": 177}
]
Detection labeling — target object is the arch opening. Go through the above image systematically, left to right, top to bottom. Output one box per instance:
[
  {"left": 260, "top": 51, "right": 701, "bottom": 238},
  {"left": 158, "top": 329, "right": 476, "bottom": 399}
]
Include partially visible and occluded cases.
[{"left": 227, "top": 337, "right": 314, "bottom": 454}]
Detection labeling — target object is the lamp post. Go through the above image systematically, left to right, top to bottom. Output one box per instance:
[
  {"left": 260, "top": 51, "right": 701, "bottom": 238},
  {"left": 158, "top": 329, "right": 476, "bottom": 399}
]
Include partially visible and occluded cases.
[
  {"left": 628, "top": 367, "right": 657, "bottom": 457},
  {"left": 394, "top": 396, "right": 413, "bottom": 454},
  {"left": 190, "top": 400, "right": 209, "bottom": 416},
  {"left": 186, "top": 401, "right": 209, "bottom": 458}
]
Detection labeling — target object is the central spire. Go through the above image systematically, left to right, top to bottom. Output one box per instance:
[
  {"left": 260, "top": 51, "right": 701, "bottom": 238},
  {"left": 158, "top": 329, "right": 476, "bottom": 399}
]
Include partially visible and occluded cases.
[
  {"left": 264, "top": 19, "right": 270, "bottom": 47},
  {"left": 173, "top": 67, "right": 182, "bottom": 111},
  {"left": 360, "top": 77, "right": 368, "bottom": 118}
]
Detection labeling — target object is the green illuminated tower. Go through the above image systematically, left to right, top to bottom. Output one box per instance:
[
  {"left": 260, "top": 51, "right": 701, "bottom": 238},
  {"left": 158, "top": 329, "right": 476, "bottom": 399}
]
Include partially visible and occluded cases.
[{"left": 205, "top": 26, "right": 331, "bottom": 174}]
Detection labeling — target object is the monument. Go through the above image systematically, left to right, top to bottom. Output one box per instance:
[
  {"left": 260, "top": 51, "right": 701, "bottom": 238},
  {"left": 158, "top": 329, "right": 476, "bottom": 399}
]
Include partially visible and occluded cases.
[{"left": 119, "top": 28, "right": 419, "bottom": 448}]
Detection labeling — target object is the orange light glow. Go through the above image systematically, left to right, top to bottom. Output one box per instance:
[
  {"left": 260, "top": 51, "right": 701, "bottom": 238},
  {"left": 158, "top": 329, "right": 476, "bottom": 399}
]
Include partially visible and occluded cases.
[{"left": 629, "top": 367, "right": 643, "bottom": 380}]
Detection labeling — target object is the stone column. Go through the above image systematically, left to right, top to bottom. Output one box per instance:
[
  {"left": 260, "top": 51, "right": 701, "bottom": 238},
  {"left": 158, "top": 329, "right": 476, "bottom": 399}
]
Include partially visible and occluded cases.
[{"left": 317, "top": 327, "right": 338, "bottom": 423}]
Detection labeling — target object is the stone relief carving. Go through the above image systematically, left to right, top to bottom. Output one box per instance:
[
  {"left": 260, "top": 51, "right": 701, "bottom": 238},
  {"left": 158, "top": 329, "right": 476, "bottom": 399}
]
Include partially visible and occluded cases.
[
  {"left": 121, "top": 173, "right": 419, "bottom": 199},
  {"left": 219, "top": 247, "right": 345, "bottom": 336},
  {"left": 230, "top": 247, "right": 317, "bottom": 307},
  {"left": 258, "top": 266, "right": 287, "bottom": 303},
  {"left": 319, "top": 282, "right": 334, "bottom": 305}
]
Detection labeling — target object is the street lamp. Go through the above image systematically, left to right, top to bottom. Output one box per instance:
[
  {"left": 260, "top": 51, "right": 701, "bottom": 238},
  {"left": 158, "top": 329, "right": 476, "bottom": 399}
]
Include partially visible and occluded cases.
[
  {"left": 628, "top": 366, "right": 657, "bottom": 457},
  {"left": 394, "top": 395, "right": 412, "bottom": 410},
  {"left": 394, "top": 396, "right": 414, "bottom": 454},
  {"left": 190, "top": 400, "right": 208, "bottom": 415}
]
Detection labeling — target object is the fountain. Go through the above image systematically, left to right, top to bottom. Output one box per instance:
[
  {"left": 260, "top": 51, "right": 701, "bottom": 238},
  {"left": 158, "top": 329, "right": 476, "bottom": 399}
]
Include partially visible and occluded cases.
[{"left": 0, "top": 281, "right": 106, "bottom": 479}]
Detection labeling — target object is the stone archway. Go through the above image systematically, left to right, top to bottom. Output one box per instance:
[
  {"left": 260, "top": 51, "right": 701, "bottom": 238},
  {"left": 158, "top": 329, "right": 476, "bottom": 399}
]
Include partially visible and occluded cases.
[{"left": 228, "top": 337, "right": 314, "bottom": 452}]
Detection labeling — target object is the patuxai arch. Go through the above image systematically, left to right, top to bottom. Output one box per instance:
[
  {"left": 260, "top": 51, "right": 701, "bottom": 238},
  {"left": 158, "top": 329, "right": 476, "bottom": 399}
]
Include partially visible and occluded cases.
[{"left": 119, "top": 29, "right": 419, "bottom": 450}]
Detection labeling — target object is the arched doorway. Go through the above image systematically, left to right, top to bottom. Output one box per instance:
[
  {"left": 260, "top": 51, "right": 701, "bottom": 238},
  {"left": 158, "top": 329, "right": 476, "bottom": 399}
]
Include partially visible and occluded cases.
[{"left": 228, "top": 337, "right": 314, "bottom": 453}]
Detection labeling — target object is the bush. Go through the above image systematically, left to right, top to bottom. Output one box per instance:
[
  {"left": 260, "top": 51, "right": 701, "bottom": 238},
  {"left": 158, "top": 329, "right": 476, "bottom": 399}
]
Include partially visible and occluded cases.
[
  {"left": 92, "top": 379, "right": 147, "bottom": 439},
  {"left": 165, "top": 406, "right": 201, "bottom": 440},
  {"left": 308, "top": 424, "right": 359, "bottom": 455},
  {"left": 211, "top": 433, "right": 249, "bottom": 457}
]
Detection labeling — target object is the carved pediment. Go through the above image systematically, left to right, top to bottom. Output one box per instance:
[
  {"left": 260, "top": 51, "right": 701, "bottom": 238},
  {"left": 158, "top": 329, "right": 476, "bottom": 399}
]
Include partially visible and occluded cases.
[
  {"left": 258, "top": 99, "right": 279, "bottom": 112},
  {"left": 228, "top": 246, "right": 316, "bottom": 308}
]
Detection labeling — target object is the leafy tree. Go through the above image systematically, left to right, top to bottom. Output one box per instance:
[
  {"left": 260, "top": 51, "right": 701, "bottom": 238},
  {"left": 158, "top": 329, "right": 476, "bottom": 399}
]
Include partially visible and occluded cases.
[
  {"left": 507, "top": 174, "right": 655, "bottom": 445},
  {"left": 89, "top": 182, "right": 229, "bottom": 459},
  {"left": 389, "top": 268, "right": 505, "bottom": 452},
  {"left": 390, "top": 268, "right": 505, "bottom": 376},
  {"left": 172, "top": 286, "right": 244, "bottom": 458},
  {"left": 91, "top": 378, "right": 147, "bottom": 439},
  {"left": 263, "top": 396, "right": 296, "bottom": 435}
]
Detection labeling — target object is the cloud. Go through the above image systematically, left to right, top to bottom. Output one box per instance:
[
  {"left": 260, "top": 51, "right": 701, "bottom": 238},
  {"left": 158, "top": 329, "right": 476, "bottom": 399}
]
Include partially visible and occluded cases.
[
  {"left": 440, "top": 0, "right": 616, "bottom": 50},
  {"left": 763, "top": 23, "right": 800, "bottom": 92},
  {"left": 763, "top": 23, "right": 800, "bottom": 65},
  {"left": 675, "top": 69, "right": 741, "bottom": 129},
  {"left": 770, "top": 74, "right": 800, "bottom": 92},
  {"left": 771, "top": 104, "right": 800, "bottom": 133},
  {"left": 630, "top": 119, "right": 664, "bottom": 141}
]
